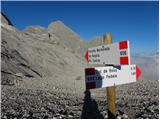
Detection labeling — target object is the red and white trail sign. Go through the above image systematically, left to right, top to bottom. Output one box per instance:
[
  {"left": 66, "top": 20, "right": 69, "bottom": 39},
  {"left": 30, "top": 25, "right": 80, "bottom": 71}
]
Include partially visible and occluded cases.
[
  {"left": 85, "top": 40, "right": 130, "bottom": 65},
  {"left": 85, "top": 65, "right": 141, "bottom": 89}
]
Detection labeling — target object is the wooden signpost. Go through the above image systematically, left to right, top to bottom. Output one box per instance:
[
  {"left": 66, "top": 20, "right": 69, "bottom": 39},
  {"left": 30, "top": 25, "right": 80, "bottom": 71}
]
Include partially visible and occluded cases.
[
  {"left": 84, "top": 33, "right": 141, "bottom": 118},
  {"left": 104, "top": 33, "right": 116, "bottom": 118}
]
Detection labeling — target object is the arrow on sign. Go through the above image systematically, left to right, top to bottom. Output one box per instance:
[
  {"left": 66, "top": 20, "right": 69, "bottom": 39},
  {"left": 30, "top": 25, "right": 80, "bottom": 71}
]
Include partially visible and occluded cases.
[
  {"left": 85, "top": 51, "right": 89, "bottom": 62},
  {"left": 85, "top": 65, "right": 141, "bottom": 89},
  {"left": 136, "top": 65, "right": 141, "bottom": 80}
]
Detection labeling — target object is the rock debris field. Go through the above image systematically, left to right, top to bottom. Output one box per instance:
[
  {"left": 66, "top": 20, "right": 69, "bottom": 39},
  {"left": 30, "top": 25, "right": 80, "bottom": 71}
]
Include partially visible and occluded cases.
[{"left": 1, "top": 79, "right": 159, "bottom": 119}]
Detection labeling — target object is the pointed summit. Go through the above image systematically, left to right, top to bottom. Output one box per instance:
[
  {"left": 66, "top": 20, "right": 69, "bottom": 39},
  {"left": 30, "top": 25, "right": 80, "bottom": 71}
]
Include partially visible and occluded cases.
[
  {"left": 47, "top": 20, "right": 87, "bottom": 54},
  {"left": 48, "top": 20, "right": 66, "bottom": 29},
  {"left": 48, "top": 20, "right": 80, "bottom": 39},
  {"left": 51, "top": 20, "right": 64, "bottom": 25}
]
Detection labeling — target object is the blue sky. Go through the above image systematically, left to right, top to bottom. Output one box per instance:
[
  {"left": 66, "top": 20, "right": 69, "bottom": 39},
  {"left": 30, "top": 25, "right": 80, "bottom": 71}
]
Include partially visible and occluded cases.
[{"left": 1, "top": 1, "right": 159, "bottom": 54}]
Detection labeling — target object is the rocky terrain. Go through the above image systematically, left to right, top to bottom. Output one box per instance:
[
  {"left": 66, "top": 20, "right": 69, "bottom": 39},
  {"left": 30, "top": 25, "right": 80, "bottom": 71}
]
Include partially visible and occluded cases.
[{"left": 1, "top": 13, "right": 159, "bottom": 119}]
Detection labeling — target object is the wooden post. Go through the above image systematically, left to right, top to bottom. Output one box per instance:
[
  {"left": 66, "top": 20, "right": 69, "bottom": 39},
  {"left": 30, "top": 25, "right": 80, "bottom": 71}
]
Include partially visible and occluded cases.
[{"left": 103, "top": 33, "right": 116, "bottom": 119}]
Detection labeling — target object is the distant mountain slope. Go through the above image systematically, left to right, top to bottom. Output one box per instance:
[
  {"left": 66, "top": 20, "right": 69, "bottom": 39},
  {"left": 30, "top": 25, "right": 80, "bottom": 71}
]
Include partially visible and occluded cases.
[
  {"left": 1, "top": 13, "right": 87, "bottom": 85},
  {"left": 88, "top": 36, "right": 103, "bottom": 47}
]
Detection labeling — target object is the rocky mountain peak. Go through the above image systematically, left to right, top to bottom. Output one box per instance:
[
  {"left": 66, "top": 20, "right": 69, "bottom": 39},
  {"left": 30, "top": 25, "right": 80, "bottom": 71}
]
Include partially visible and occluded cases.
[
  {"left": 1, "top": 12, "right": 13, "bottom": 26},
  {"left": 1, "top": 13, "right": 19, "bottom": 33},
  {"left": 48, "top": 20, "right": 67, "bottom": 31},
  {"left": 48, "top": 20, "right": 87, "bottom": 54},
  {"left": 50, "top": 20, "right": 64, "bottom": 25},
  {"left": 23, "top": 25, "right": 47, "bottom": 35},
  {"left": 88, "top": 36, "right": 103, "bottom": 47}
]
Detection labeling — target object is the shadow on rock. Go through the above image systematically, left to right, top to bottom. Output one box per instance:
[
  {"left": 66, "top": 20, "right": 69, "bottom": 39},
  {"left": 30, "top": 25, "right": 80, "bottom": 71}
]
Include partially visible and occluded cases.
[{"left": 81, "top": 90, "right": 104, "bottom": 119}]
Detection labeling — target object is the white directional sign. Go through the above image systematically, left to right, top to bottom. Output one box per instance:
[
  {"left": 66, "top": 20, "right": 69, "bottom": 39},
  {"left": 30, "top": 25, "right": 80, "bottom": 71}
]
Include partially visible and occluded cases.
[
  {"left": 85, "top": 40, "right": 130, "bottom": 65},
  {"left": 85, "top": 65, "right": 141, "bottom": 89}
]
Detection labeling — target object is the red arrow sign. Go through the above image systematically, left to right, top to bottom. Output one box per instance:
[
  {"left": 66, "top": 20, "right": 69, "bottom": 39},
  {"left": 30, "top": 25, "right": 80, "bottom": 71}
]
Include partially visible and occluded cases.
[
  {"left": 85, "top": 40, "right": 130, "bottom": 65},
  {"left": 85, "top": 51, "right": 89, "bottom": 62},
  {"left": 85, "top": 64, "right": 141, "bottom": 89},
  {"left": 136, "top": 65, "right": 141, "bottom": 80}
]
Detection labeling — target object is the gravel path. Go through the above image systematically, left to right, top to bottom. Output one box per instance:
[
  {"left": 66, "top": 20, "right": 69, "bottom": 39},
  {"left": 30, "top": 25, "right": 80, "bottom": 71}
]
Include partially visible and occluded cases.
[{"left": 1, "top": 79, "right": 159, "bottom": 119}]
